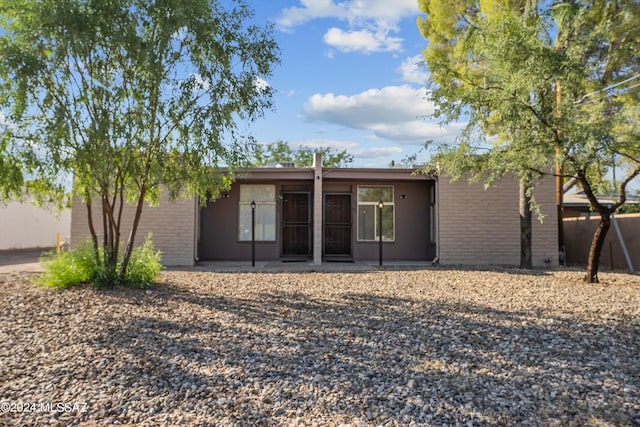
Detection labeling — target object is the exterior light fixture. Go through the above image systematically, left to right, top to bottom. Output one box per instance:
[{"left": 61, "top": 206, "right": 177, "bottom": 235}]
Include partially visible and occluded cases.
[
  {"left": 251, "top": 200, "right": 256, "bottom": 267},
  {"left": 378, "top": 200, "right": 384, "bottom": 266}
]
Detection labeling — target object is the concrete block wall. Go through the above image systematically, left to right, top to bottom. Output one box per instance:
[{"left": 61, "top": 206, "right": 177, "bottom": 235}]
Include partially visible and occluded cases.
[
  {"left": 438, "top": 175, "right": 558, "bottom": 267},
  {"left": 71, "top": 190, "right": 196, "bottom": 266}
]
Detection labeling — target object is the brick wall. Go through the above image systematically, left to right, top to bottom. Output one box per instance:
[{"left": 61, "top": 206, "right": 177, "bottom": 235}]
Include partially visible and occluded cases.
[
  {"left": 438, "top": 175, "right": 558, "bottom": 267},
  {"left": 71, "top": 191, "right": 196, "bottom": 266}
]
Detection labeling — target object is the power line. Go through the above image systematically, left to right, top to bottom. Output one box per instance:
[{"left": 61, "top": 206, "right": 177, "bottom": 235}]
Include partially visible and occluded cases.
[
  {"left": 575, "top": 72, "right": 640, "bottom": 105},
  {"left": 578, "top": 82, "right": 640, "bottom": 106}
]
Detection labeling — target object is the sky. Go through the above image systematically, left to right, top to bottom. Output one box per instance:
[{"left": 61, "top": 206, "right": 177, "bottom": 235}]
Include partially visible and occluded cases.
[{"left": 246, "top": 0, "right": 463, "bottom": 168}]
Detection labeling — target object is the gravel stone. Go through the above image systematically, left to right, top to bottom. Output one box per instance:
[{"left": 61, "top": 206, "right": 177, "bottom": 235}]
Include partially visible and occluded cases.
[{"left": 0, "top": 268, "right": 639, "bottom": 426}]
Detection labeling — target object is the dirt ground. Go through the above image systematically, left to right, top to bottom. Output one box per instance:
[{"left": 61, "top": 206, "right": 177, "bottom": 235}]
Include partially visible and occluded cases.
[{"left": 1, "top": 268, "right": 638, "bottom": 426}]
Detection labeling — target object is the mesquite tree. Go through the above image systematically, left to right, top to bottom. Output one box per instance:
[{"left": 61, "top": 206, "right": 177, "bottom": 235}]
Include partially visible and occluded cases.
[
  {"left": 0, "top": 0, "right": 279, "bottom": 283},
  {"left": 418, "top": 0, "right": 640, "bottom": 282}
]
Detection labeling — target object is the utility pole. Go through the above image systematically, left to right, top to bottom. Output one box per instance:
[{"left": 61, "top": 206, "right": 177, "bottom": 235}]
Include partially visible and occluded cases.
[{"left": 556, "top": 80, "right": 564, "bottom": 265}]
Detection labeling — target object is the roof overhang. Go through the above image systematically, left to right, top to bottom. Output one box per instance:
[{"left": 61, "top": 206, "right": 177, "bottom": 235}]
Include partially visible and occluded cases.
[
  {"left": 231, "top": 167, "right": 434, "bottom": 182},
  {"left": 233, "top": 168, "right": 314, "bottom": 181},
  {"left": 322, "top": 168, "right": 434, "bottom": 181}
]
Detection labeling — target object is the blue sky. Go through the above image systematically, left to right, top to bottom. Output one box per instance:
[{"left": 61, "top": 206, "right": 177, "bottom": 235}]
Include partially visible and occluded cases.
[{"left": 247, "top": 0, "right": 464, "bottom": 167}]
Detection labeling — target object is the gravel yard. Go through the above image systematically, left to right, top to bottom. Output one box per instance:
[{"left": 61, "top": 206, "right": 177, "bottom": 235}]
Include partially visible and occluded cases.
[{"left": 1, "top": 267, "right": 639, "bottom": 426}]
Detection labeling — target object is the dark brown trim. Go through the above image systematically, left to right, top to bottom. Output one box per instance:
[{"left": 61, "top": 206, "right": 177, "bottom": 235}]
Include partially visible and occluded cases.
[{"left": 323, "top": 193, "right": 353, "bottom": 258}]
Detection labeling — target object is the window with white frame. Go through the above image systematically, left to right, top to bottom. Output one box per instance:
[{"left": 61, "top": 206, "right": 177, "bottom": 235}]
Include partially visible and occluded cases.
[
  {"left": 238, "top": 185, "right": 276, "bottom": 241},
  {"left": 357, "top": 186, "right": 394, "bottom": 241}
]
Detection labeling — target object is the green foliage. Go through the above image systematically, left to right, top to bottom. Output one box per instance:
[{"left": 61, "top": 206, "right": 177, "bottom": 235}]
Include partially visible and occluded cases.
[
  {"left": 0, "top": 0, "right": 279, "bottom": 280},
  {"left": 418, "top": 0, "right": 640, "bottom": 280},
  {"left": 418, "top": 0, "right": 640, "bottom": 185},
  {"left": 0, "top": 138, "right": 24, "bottom": 202},
  {"left": 250, "top": 140, "right": 353, "bottom": 168},
  {"left": 39, "top": 236, "right": 162, "bottom": 289},
  {"left": 123, "top": 238, "right": 163, "bottom": 288},
  {"left": 38, "top": 241, "right": 99, "bottom": 289}
]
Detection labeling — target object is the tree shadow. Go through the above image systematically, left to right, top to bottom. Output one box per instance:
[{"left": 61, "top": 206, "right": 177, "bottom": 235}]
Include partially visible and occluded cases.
[
  {"left": 6, "top": 274, "right": 636, "bottom": 425},
  {"left": 72, "top": 280, "right": 640, "bottom": 425}
]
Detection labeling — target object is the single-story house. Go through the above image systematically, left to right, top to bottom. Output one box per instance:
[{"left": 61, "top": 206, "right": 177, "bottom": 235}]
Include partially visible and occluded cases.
[{"left": 71, "top": 153, "right": 559, "bottom": 267}]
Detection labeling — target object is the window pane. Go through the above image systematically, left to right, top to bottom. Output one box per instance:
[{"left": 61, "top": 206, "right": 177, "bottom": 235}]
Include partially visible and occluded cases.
[
  {"left": 240, "top": 185, "right": 275, "bottom": 203},
  {"left": 357, "top": 186, "right": 393, "bottom": 203},
  {"left": 238, "top": 204, "right": 276, "bottom": 241},
  {"left": 238, "top": 205, "right": 252, "bottom": 240},
  {"left": 257, "top": 205, "right": 276, "bottom": 240},
  {"left": 358, "top": 205, "right": 375, "bottom": 240},
  {"left": 379, "top": 205, "right": 394, "bottom": 241}
]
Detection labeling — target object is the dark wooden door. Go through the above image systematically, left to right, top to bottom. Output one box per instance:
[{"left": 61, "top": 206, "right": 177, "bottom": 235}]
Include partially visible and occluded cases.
[
  {"left": 282, "top": 193, "right": 310, "bottom": 256},
  {"left": 324, "top": 194, "right": 351, "bottom": 256}
]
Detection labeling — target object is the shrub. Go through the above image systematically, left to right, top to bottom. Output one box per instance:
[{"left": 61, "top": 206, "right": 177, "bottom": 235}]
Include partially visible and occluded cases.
[
  {"left": 39, "top": 235, "right": 162, "bottom": 289},
  {"left": 124, "top": 237, "right": 163, "bottom": 288},
  {"left": 38, "top": 241, "right": 96, "bottom": 289}
]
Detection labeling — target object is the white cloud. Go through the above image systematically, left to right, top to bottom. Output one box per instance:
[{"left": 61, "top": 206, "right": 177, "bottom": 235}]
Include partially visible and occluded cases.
[
  {"left": 277, "top": 0, "right": 419, "bottom": 54},
  {"left": 277, "top": 0, "right": 343, "bottom": 30},
  {"left": 278, "top": 0, "right": 418, "bottom": 30},
  {"left": 172, "top": 27, "right": 188, "bottom": 41},
  {"left": 323, "top": 27, "right": 402, "bottom": 54},
  {"left": 398, "top": 54, "right": 429, "bottom": 85},
  {"left": 192, "top": 73, "right": 211, "bottom": 91},
  {"left": 254, "top": 77, "right": 270, "bottom": 92},
  {"left": 303, "top": 85, "right": 464, "bottom": 143},
  {"left": 304, "top": 85, "right": 430, "bottom": 129},
  {"left": 0, "top": 111, "right": 17, "bottom": 132},
  {"left": 371, "top": 121, "right": 466, "bottom": 143},
  {"left": 291, "top": 138, "right": 403, "bottom": 162},
  {"left": 293, "top": 139, "right": 360, "bottom": 150},
  {"left": 352, "top": 146, "right": 403, "bottom": 158}
]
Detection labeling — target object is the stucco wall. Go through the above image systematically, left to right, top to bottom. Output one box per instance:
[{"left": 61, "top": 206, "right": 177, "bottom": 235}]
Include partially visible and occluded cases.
[
  {"left": 438, "top": 175, "right": 558, "bottom": 267},
  {"left": 199, "top": 180, "right": 436, "bottom": 262},
  {"left": 350, "top": 181, "right": 436, "bottom": 261},
  {"left": 199, "top": 182, "right": 296, "bottom": 261},
  {"left": 71, "top": 191, "right": 196, "bottom": 266},
  {"left": 0, "top": 201, "right": 71, "bottom": 250},
  {"left": 564, "top": 213, "right": 639, "bottom": 270}
]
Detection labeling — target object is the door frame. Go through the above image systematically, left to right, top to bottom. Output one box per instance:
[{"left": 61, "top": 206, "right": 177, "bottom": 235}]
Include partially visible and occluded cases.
[
  {"left": 280, "top": 191, "right": 312, "bottom": 258},
  {"left": 322, "top": 192, "right": 353, "bottom": 257}
]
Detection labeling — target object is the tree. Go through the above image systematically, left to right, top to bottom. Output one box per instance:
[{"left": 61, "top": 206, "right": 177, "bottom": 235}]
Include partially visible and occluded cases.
[
  {"left": 0, "top": 0, "right": 279, "bottom": 284},
  {"left": 418, "top": 0, "right": 640, "bottom": 282},
  {"left": 0, "top": 136, "right": 24, "bottom": 202},
  {"left": 251, "top": 140, "right": 353, "bottom": 168}
]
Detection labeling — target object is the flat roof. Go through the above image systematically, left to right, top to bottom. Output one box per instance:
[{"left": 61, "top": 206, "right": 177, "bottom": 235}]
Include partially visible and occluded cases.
[
  {"left": 232, "top": 167, "right": 435, "bottom": 182},
  {"left": 564, "top": 192, "right": 639, "bottom": 207}
]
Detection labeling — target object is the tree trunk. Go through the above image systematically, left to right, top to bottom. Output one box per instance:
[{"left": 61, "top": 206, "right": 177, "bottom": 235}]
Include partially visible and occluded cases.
[
  {"left": 519, "top": 178, "right": 532, "bottom": 269},
  {"left": 120, "top": 185, "right": 146, "bottom": 280},
  {"left": 101, "top": 196, "right": 118, "bottom": 278},
  {"left": 85, "top": 200, "right": 100, "bottom": 262},
  {"left": 585, "top": 213, "right": 611, "bottom": 283}
]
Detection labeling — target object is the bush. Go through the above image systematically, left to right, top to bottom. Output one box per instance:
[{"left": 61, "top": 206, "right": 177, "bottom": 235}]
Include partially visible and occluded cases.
[
  {"left": 39, "top": 236, "right": 162, "bottom": 289},
  {"left": 124, "top": 238, "right": 163, "bottom": 288},
  {"left": 38, "top": 241, "right": 97, "bottom": 289}
]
